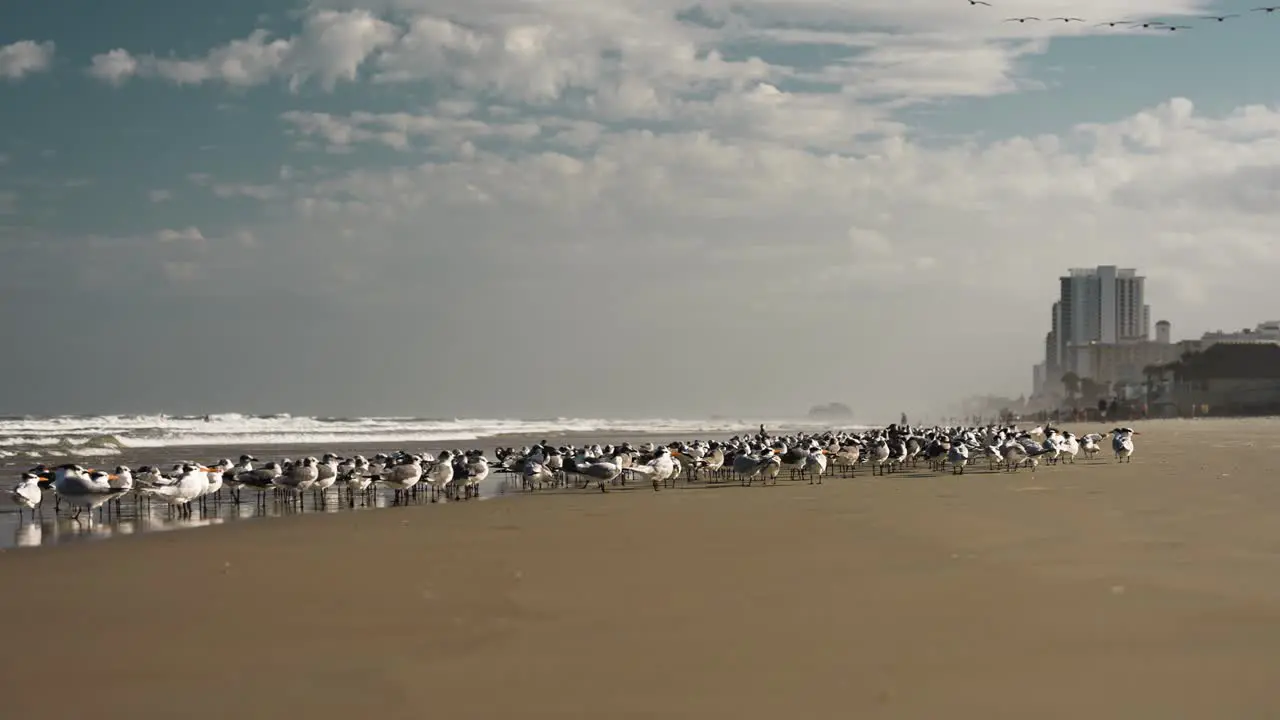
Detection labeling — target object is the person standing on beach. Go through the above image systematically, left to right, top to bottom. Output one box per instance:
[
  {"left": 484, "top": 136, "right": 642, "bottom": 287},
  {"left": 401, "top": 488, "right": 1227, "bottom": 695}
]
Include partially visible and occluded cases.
[{"left": 758, "top": 424, "right": 768, "bottom": 442}]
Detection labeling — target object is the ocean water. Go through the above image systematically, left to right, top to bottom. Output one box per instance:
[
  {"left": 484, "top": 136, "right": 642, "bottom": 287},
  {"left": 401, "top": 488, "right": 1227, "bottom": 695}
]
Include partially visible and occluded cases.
[{"left": 0, "top": 414, "right": 847, "bottom": 462}]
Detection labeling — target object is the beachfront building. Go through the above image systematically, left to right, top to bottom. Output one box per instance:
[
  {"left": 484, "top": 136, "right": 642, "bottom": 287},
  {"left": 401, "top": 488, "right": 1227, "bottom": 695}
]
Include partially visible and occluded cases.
[
  {"left": 1199, "top": 321, "right": 1280, "bottom": 348},
  {"left": 1076, "top": 335, "right": 1197, "bottom": 399},
  {"left": 1156, "top": 341, "right": 1280, "bottom": 416}
]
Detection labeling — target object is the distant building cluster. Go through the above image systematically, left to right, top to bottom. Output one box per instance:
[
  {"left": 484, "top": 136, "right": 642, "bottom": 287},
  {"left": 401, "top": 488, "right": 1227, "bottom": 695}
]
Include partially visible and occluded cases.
[{"left": 1030, "top": 266, "right": 1280, "bottom": 417}]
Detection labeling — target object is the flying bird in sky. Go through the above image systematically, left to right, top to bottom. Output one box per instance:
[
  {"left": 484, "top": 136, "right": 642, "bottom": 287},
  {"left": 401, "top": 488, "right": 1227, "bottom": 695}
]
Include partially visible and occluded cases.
[
  {"left": 965, "top": 0, "right": 992, "bottom": 6},
  {"left": 1252, "top": 6, "right": 1280, "bottom": 13},
  {"left": 1202, "top": 14, "right": 1239, "bottom": 21},
  {"left": 1004, "top": 17, "right": 1039, "bottom": 22},
  {"left": 1048, "top": 17, "right": 1086, "bottom": 22}
]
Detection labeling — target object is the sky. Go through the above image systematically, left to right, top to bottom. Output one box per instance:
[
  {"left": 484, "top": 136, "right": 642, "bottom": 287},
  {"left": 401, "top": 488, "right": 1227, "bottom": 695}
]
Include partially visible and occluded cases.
[{"left": 2, "top": 0, "right": 1279, "bottom": 420}]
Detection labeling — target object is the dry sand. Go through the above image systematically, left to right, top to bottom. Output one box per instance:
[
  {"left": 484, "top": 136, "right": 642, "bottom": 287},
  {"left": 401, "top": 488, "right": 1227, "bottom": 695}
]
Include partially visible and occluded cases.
[{"left": 4, "top": 418, "right": 1280, "bottom": 718}]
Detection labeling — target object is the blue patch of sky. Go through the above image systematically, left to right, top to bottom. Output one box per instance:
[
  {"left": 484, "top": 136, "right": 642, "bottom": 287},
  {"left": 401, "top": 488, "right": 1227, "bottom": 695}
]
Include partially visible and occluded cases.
[
  {"left": 1, "top": 0, "right": 310, "bottom": 236},
  {"left": 674, "top": 6, "right": 727, "bottom": 29},
  {"left": 906, "top": 6, "right": 1280, "bottom": 142},
  {"left": 717, "top": 39, "right": 865, "bottom": 69}
]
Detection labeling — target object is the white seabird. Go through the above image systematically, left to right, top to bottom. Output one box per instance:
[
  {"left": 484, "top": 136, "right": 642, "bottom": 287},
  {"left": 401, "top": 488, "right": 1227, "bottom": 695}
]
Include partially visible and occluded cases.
[
  {"left": 1111, "top": 427, "right": 1137, "bottom": 463},
  {"left": 1060, "top": 432, "right": 1080, "bottom": 463},
  {"left": 1080, "top": 433, "right": 1102, "bottom": 460},
  {"left": 870, "top": 438, "right": 891, "bottom": 475},
  {"left": 948, "top": 441, "right": 970, "bottom": 475},
  {"left": 622, "top": 447, "right": 676, "bottom": 491},
  {"left": 731, "top": 447, "right": 768, "bottom": 486},
  {"left": 802, "top": 448, "right": 828, "bottom": 484},
  {"left": 425, "top": 450, "right": 455, "bottom": 501},
  {"left": 463, "top": 452, "right": 489, "bottom": 498},
  {"left": 570, "top": 452, "right": 621, "bottom": 493},
  {"left": 313, "top": 454, "right": 340, "bottom": 506},
  {"left": 223, "top": 455, "right": 255, "bottom": 503},
  {"left": 375, "top": 455, "right": 422, "bottom": 503},
  {"left": 275, "top": 456, "right": 319, "bottom": 503},
  {"left": 201, "top": 459, "right": 230, "bottom": 508},
  {"left": 521, "top": 459, "right": 555, "bottom": 492},
  {"left": 237, "top": 461, "right": 283, "bottom": 507},
  {"left": 136, "top": 463, "right": 208, "bottom": 518},
  {"left": 50, "top": 464, "right": 130, "bottom": 522},
  {"left": 9, "top": 472, "right": 43, "bottom": 520}
]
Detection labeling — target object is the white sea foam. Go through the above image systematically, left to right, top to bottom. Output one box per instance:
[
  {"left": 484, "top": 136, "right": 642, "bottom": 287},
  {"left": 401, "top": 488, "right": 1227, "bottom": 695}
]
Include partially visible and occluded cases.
[{"left": 0, "top": 414, "right": 863, "bottom": 458}]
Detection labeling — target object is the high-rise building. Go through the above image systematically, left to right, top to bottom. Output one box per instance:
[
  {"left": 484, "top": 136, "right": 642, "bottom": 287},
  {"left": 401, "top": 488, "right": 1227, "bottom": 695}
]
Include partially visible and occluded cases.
[
  {"left": 1049, "top": 266, "right": 1150, "bottom": 378},
  {"left": 1047, "top": 302, "right": 1061, "bottom": 373}
]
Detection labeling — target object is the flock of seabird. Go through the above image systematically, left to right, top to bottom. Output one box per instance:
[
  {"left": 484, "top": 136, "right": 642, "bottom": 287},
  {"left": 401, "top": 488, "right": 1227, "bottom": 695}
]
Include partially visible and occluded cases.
[
  {"left": 966, "top": 3, "right": 1280, "bottom": 30},
  {"left": 6, "top": 424, "right": 1139, "bottom": 524}
]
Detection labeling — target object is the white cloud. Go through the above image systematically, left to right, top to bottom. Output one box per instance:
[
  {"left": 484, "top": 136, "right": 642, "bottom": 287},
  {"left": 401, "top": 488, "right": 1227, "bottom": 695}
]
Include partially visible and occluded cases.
[
  {"left": 287, "top": 9, "right": 402, "bottom": 90},
  {"left": 87, "top": 10, "right": 398, "bottom": 90},
  {"left": 0, "top": 40, "right": 54, "bottom": 80},
  {"left": 87, "top": 48, "right": 138, "bottom": 85},
  {"left": 281, "top": 109, "right": 542, "bottom": 151},
  {"left": 211, "top": 182, "right": 284, "bottom": 200},
  {"left": 148, "top": 189, "right": 173, "bottom": 203},
  {"left": 156, "top": 227, "right": 205, "bottom": 243}
]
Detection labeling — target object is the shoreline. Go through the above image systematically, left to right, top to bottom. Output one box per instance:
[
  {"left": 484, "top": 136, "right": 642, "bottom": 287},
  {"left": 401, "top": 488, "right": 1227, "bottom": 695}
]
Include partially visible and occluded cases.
[
  {"left": 6, "top": 417, "right": 1277, "bottom": 551},
  {"left": 0, "top": 430, "right": 750, "bottom": 550}
]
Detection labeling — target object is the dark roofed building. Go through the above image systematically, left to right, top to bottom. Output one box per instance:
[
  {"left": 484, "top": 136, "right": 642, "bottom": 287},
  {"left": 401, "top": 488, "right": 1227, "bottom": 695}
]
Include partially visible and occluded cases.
[{"left": 1168, "top": 342, "right": 1280, "bottom": 415}]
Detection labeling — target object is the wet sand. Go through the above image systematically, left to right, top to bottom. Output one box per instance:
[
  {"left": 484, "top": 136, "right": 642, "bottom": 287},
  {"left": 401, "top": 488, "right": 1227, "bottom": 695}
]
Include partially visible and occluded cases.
[{"left": 4, "top": 419, "right": 1280, "bottom": 718}]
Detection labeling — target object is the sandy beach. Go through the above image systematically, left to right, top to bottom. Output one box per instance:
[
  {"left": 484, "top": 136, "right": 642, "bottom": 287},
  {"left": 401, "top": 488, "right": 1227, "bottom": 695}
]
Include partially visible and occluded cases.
[{"left": 4, "top": 418, "right": 1280, "bottom": 718}]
